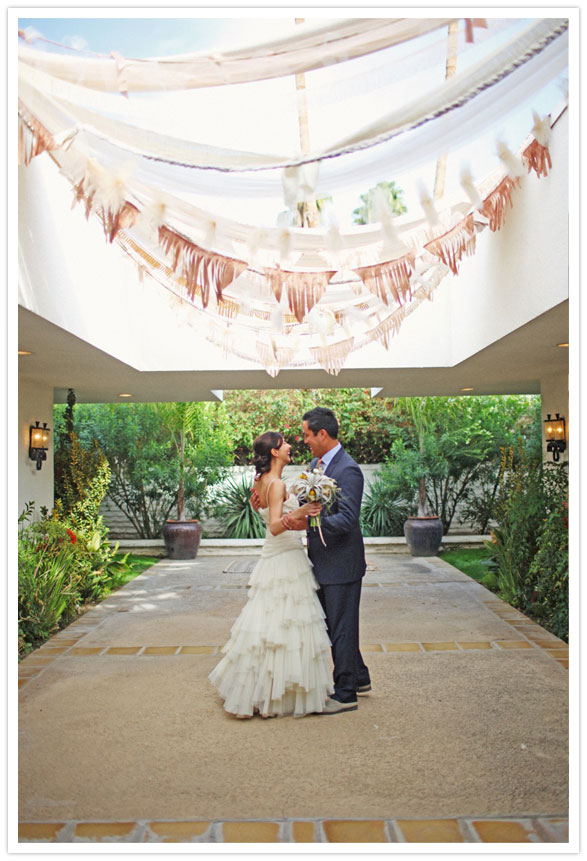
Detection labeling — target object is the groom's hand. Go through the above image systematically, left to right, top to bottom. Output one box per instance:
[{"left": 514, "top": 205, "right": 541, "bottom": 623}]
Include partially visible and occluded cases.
[
  {"left": 250, "top": 486, "right": 262, "bottom": 512},
  {"left": 282, "top": 512, "right": 307, "bottom": 531}
]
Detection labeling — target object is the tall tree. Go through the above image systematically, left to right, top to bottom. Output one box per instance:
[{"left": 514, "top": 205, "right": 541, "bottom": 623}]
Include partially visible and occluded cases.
[{"left": 352, "top": 181, "right": 407, "bottom": 224}]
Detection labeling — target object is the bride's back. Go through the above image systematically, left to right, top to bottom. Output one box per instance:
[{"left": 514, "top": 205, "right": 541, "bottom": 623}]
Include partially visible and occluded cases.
[{"left": 255, "top": 473, "right": 284, "bottom": 510}]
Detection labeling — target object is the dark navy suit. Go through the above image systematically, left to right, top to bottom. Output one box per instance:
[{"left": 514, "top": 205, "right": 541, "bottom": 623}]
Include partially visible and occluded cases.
[{"left": 307, "top": 447, "right": 370, "bottom": 703}]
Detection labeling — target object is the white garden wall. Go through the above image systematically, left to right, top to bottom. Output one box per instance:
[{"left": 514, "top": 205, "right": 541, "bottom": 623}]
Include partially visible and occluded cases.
[{"left": 18, "top": 378, "right": 54, "bottom": 519}]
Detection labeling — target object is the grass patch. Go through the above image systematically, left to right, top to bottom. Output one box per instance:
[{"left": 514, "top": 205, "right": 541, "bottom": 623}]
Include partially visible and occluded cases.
[
  {"left": 439, "top": 547, "right": 493, "bottom": 582},
  {"left": 114, "top": 553, "right": 159, "bottom": 587}
]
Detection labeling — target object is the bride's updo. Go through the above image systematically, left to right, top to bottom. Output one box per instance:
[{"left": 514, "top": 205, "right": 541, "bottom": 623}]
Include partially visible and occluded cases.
[{"left": 253, "top": 431, "right": 284, "bottom": 477}]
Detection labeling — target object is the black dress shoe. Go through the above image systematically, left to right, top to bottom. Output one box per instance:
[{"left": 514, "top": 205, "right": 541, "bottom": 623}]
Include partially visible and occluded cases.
[{"left": 356, "top": 684, "right": 372, "bottom": 695}]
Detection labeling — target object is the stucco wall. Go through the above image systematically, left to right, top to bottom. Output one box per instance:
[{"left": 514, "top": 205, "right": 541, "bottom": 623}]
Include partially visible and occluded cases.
[
  {"left": 541, "top": 371, "right": 569, "bottom": 464},
  {"left": 18, "top": 378, "right": 54, "bottom": 519}
]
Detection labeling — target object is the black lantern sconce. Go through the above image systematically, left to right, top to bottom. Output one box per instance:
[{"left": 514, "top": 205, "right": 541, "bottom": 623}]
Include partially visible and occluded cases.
[
  {"left": 544, "top": 413, "right": 566, "bottom": 462},
  {"left": 29, "top": 421, "right": 51, "bottom": 470}
]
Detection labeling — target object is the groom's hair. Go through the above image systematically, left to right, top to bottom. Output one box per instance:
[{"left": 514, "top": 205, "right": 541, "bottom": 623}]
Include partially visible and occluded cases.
[{"left": 302, "top": 407, "right": 339, "bottom": 439}]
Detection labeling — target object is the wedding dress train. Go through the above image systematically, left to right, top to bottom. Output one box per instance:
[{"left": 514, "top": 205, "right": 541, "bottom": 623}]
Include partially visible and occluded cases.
[{"left": 208, "top": 495, "right": 333, "bottom": 717}]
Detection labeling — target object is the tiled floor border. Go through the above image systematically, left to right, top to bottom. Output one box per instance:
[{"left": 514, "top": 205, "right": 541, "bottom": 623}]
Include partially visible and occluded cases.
[
  {"left": 19, "top": 636, "right": 569, "bottom": 689},
  {"left": 17, "top": 815, "right": 569, "bottom": 843}
]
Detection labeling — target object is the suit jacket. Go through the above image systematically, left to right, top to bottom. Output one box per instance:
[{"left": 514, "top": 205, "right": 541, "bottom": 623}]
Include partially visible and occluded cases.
[{"left": 306, "top": 446, "right": 366, "bottom": 585}]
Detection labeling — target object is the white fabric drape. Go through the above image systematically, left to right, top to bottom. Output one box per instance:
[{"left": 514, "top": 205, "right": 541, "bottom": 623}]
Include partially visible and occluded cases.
[
  {"left": 18, "top": 18, "right": 455, "bottom": 93},
  {"left": 18, "top": 18, "right": 566, "bottom": 175}
]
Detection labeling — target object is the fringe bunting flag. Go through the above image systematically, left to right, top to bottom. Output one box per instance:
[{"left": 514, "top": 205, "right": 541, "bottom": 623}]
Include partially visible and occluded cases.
[
  {"left": 18, "top": 100, "right": 56, "bottom": 165},
  {"left": 522, "top": 138, "right": 552, "bottom": 179},
  {"left": 479, "top": 176, "right": 521, "bottom": 232},
  {"left": 102, "top": 201, "right": 138, "bottom": 243},
  {"left": 424, "top": 214, "right": 476, "bottom": 275},
  {"left": 158, "top": 226, "right": 247, "bottom": 306},
  {"left": 353, "top": 252, "right": 416, "bottom": 306},
  {"left": 263, "top": 268, "right": 336, "bottom": 322},
  {"left": 308, "top": 336, "right": 355, "bottom": 376},
  {"left": 256, "top": 339, "right": 298, "bottom": 377}
]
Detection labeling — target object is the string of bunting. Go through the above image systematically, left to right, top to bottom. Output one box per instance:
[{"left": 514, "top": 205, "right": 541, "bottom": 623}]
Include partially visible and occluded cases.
[{"left": 20, "top": 99, "right": 558, "bottom": 375}]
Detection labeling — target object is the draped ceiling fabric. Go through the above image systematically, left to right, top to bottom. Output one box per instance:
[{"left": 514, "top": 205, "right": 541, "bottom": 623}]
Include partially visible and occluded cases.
[{"left": 17, "top": 16, "right": 569, "bottom": 375}]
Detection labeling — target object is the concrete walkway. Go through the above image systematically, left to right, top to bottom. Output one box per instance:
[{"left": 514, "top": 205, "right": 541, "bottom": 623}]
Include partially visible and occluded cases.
[{"left": 18, "top": 553, "right": 569, "bottom": 845}]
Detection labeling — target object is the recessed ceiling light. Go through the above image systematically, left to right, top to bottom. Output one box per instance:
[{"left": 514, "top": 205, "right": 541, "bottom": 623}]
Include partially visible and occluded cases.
[
  {"left": 557, "top": 342, "right": 569, "bottom": 347},
  {"left": 18, "top": 350, "right": 32, "bottom": 356},
  {"left": 461, "top": 387, "right": 474, "bottom": 392},
  {"left": 118, "top": 393, "right": 132, "bottom": 398}
]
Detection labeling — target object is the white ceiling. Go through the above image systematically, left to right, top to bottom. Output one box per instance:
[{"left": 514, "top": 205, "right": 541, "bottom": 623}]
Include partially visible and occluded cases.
[{"left": 18, "top": 300, "right": 568, "bottom": 403}]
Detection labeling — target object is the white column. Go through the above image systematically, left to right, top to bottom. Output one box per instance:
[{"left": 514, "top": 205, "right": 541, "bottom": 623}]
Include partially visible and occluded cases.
[
  {"left": 540, "top": 372, "right": 569, "bottom": 465},
  {"left": 18, "top": 379, "right": 54, "bottom": 519}
]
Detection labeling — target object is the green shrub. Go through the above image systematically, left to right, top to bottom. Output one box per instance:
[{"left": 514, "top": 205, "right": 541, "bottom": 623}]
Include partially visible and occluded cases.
[
  {"left": 485, "top": 448, "right": 568, "bottom": 640},
  {"left": 526, "top": 469, "right": 569, "bottom": 641},
  {"left": 213, "top": 474, "right": 265, "bottom": 539},
  {"left": 360, "top": 477, "right": 411, "bottom": 537},
  {"left": 18, "top": 502, "right": 132, "bottom": 655},
  {"left": 18, "top": 506, "right": 80, "bottom": 652}
]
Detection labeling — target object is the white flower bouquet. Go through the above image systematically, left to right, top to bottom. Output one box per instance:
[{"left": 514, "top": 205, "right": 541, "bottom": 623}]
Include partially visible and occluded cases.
[{"left": 290, "top": 467, "right": 339, "bottom": 546}]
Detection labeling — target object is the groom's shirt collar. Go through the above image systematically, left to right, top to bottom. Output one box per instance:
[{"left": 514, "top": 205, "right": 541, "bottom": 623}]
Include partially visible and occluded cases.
[{"left": 319, "top": 442, "right": 341, "bottom": 471}]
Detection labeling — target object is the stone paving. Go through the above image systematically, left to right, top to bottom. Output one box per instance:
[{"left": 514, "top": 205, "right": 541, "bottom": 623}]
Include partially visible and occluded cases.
[{"left": 18, "top": 553, "right": 569, "bottom": 844}]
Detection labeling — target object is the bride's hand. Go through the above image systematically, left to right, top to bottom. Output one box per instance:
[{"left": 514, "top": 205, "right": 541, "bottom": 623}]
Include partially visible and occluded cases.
[{"left": 299, "top": 501, "right": 322, "bottom": 518}]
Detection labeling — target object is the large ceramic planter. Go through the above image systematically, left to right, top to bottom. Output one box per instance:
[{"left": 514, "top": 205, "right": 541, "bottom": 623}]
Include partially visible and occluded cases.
[
  {"left": 403, "top": 516, "right": 443, "bottom": 557},
  {"left": 162, "top": 520, "right": 203, "bottom": 560}
]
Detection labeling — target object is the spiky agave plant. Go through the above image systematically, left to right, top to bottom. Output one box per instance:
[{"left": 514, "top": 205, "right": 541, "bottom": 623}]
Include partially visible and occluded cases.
[{"left": 214, "top": 474, "right": 266, "bottom": 539}]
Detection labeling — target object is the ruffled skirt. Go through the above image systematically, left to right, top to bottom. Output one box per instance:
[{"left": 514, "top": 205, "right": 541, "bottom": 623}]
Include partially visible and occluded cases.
[{"left": 209, "top": 546, "right": 333, "bottom": 717}]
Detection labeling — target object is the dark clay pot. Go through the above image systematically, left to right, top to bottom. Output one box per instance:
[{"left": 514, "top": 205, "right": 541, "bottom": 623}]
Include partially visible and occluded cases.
[
  {"left": 403, "top": 516, "right": 444, "bottom": 557},
  {"left": 162, "top": 520, "right": 203, "bottom": 560}
]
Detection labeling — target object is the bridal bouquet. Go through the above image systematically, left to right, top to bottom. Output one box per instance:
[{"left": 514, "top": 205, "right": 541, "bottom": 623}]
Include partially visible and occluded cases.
[{"left": 290, "top": 467, "right": 339, "bottom": 546}]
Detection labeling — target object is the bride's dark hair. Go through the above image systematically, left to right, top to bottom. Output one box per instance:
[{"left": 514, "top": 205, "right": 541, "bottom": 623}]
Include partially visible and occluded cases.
[{"left": 253, "top": 431, "right": 284, "bottom": 477}]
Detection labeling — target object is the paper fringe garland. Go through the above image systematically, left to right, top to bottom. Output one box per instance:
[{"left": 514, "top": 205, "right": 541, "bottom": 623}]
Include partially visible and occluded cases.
[
  {"left": 18, "top": 98, "right": 558, "bottom": 376},
  {"left": 18, "top": 100, "right": 56, "bottom": 165},
  {"left": 522, "top": 139, "right": 552, "bottom": 179},
  {"left": 479, "top": 176, "right": 521, "bottom": 232},
  {"left": 424, "top": 214, "right": 476, "bottom": 275},
  {"left": 158, "top": 226, "right": 247, "bottom": 305},
  {"left": 354, "top": 253, "right": 416, "bottom": 306},
  {"left": 263, "top": 268, "right": 336, "bottom": 322},
  {"left": 308, "top": 336, "right": 355, "bottom": 376}
]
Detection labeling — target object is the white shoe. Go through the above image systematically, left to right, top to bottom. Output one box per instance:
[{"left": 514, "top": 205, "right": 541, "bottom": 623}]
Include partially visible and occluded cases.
[{"left": 316, "top": 697, "right": 358, "bottom": 715}]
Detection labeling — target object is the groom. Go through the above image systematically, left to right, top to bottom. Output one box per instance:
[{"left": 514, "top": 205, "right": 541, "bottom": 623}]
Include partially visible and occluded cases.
[{"left": 281, "top": 406, "right": 371, "bottom": 715}]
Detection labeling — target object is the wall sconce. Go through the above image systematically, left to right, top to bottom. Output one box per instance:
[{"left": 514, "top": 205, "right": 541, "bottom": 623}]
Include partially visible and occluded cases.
[
  {"left": 544, "top": 413, "right": 566, "bottom": 462},
  {"left": 29, "top": 421, "right": 50, "bottom": 470}
]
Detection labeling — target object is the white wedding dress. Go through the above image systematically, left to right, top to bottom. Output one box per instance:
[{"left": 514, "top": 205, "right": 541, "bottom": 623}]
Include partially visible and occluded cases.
[{"left": 208, "top": 494, "right": 334, "bottom": 717}]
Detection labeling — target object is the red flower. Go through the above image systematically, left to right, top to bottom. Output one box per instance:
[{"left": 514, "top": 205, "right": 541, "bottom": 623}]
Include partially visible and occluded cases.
[
  {"left": 295, "top": 436, "right": 301, "bottom": 442},
  {"left": 66, "top": 529, "right": 77, "bottom": 544}
]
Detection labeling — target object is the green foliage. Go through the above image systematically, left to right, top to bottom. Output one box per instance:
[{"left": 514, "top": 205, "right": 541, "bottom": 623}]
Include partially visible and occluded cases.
[
  {"left": 352, "top": 181, "right": 407, "bottom": 224},
  {"left": 221, "top": 388, "right": 407, "bottom": 464},
  {"left": 54, "top": 389, "right": 111, "bottom": 528},
  {"left": 380, "top": 396, "right": 540, "bottom": 531},
  {"left": 61, "top": 401, "right": 233, "bottom": 537},
  {"left": 155, "top": 401, "right": 232, "bottom": 520},
  {"left": 485, "top": 446, "right": 545, "bottom": 605},
  {"left": 485, "top": 451, "right": 568, "bottom": 641},
  {"left": 213, "top": 473, "right": 266, "bottom": 539},
  {"left": 360, "top": 477, "right": 411, "bottom": 537},
  {"left": 527, "top": 478, "right": 568, "bottom": 641},
  {"left": 18, "top": 502, "right": 132, "bottom": 656},
  {"left": 18, "top": 505, "right": 80, "bottom": 652},
  {"left": 18, "top": 538, "right": 79, "bottom": 649}
]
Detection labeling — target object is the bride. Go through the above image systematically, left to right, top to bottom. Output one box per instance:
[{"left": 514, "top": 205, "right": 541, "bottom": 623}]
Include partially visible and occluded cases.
[{"left": 208, "top": 431, "right": 334, "bottom": 718}]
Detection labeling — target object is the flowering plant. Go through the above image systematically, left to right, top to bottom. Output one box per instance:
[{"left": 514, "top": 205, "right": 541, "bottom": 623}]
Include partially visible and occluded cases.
[{"left": 290, "top": 467, "right": 339, "bottom": 546}]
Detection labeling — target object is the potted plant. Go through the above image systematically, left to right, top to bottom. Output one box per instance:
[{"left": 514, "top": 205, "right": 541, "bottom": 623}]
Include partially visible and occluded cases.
[
  {"left": 397, "top": 398, "right": 444, "bottom": 557},
  {"left": 157, "top": 403, "right": 230, "bottom": 559}
]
